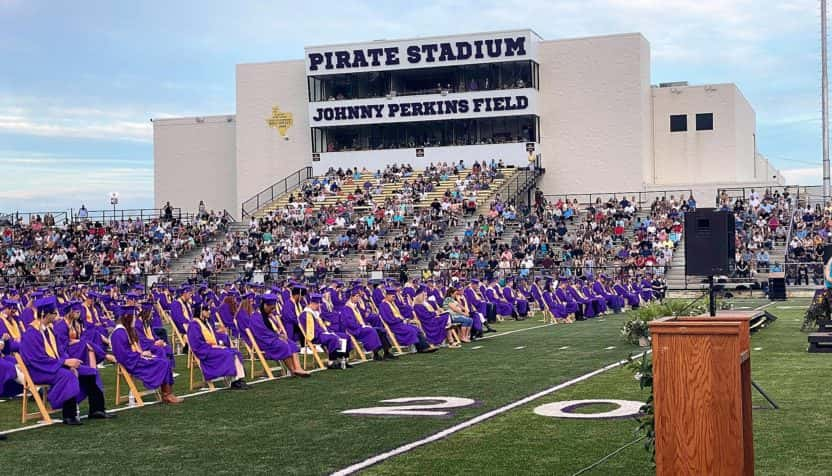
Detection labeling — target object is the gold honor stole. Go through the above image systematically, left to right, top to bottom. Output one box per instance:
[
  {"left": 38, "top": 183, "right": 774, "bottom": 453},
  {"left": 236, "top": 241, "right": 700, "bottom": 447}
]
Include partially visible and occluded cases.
[
  {"left": 178, "top": 299, "right": 191, "bottom": 320},
  {"left": 389, "top": 302, "right": 404, "bottom": 319},
  {"left": 83, "top": 304, "right": 98, "bottom": 325},
  {"left": 348, "top": 304, "right": 366, "bottom": 326},
  {"left": 303, "top": 309, "right": 328, "bottom": 341},
  {"left": 0, "top": 314, "right": 22, "bottom": 340},
  {"left": 196, "top": 319, "right": 217, "bottom": 345},
  {"left": 43, "top": 326, "right": 59, "bottom": 359}
]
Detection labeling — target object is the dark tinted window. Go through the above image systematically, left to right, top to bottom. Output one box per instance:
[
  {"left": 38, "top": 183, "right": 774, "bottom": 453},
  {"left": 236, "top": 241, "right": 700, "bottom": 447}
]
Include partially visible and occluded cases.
[
  {"left": 696, "top": 113, "right": 714, "bottom": 130},
  {"left": 670, "top": 114, "right": 687, "bottom": 132}
]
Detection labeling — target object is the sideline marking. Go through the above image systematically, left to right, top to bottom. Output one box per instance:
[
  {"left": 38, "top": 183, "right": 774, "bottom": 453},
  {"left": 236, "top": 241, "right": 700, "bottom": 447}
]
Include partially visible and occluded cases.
[
  {"left": 0, "top": 317, "right": 555, "bottom": 436},
  {"left": 471, "top": 346, "right": 483, "bottom": 350},
  {"left": 514, "top": 346, "right": 526, "bottom": 350},
  {"left": 559, "top": 346, "right": 570, "bottom": 350},
  {"left": 604, "top": 346, "right": 616, "bottom": 350},
  {"left": 330, "top": 351, "right": 649, "bottom": 476}
]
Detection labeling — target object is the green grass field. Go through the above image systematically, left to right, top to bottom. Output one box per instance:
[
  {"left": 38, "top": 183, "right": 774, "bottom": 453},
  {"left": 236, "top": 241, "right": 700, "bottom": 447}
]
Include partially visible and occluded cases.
[{"left": 0, "top": 298, "right": 825, "bottom": 475}]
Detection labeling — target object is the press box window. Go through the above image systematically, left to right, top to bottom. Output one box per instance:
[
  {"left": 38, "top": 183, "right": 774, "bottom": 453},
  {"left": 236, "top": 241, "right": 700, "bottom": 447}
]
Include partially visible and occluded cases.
[
  {"left": 696, "top": 113, "right": 714, "bottom": 131},
  {"left": 670, "top": 114, "right": 687, "bottom": 132}
]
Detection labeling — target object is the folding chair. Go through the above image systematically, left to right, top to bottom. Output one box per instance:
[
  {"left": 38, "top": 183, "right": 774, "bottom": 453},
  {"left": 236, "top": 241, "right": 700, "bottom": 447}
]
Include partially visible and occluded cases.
[
  {"left": 161, "top": 309, "right": 187, "bottom": 355},
  {"left": 380, "top": 319, "right": 406, "bottom": 355},
  {"left": 296, "top": 325, "right": 326, "bottom": 370},
  {"left": 241, "top": 328, "right": 279, "bottom": 379},
  {"left": 348, "top": 335, "right": 367, "bottom": 362},
  {"left": 188, "top": 350, "right": 217, "bottom": 391},
  {"left": 16, "top": 354, "right": 55, "bottom": 424},
  {"left": 114, "top": 364, "right": 161, "bottom": 407}
]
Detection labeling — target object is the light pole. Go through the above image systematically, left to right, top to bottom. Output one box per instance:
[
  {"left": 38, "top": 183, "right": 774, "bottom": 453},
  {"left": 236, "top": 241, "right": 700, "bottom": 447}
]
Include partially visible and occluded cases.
[
  {"left": 823, "top": 0, "right": 831, "bottom": 202},
  {"left": 109, "top": 192, "right": 119, "bottom": 222}
]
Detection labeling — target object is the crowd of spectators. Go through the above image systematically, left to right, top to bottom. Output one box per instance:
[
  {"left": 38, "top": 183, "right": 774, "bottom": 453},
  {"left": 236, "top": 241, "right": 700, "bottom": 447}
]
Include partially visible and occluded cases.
[
  {"left": 717, "top": 189, "right": 790, "bottom": 278},
  {"left": 786, "top": 202, "right": 831, "bottom": 285},
  {"left": 1, "top": 206, "right": 229, "bottom": 287}
]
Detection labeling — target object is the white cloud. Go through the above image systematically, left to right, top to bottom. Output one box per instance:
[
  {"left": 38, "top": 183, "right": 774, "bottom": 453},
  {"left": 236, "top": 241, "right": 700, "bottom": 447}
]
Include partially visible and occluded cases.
[
  {"left": 0, "top": 96, "right": 152, "bottom": 142},
  {"left": 781, "top": 166, "right": 823, "bottom": 185}
]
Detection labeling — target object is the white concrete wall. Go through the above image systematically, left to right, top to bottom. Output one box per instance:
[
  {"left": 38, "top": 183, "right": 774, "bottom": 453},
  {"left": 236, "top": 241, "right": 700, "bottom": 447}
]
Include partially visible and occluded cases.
[
  {"left": 536, "top": 33, "right": 652, "bottom": 195},
  {"left": 235, "top": 60, "right": 312, "bottom": 211},
  {"left": 652, "top": 83, "right": 761, "bottom": 186},
  {"left": 153, "top": 115, "right": 237, "bottom": 216},
  {"left": 313, "top": 142, "right": 533, "bottom": 176}
]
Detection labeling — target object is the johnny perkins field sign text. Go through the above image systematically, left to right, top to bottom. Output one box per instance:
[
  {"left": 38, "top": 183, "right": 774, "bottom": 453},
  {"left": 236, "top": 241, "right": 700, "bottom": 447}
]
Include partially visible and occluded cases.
[{"left": 310, "top": 94, "right": 531, "bottom": 126}]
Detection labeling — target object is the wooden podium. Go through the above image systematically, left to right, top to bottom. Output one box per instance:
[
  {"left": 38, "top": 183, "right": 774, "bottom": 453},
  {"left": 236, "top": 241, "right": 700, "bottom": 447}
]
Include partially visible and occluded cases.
[{"left": 649, "top": 312, "right": 755, "bottom": 476}]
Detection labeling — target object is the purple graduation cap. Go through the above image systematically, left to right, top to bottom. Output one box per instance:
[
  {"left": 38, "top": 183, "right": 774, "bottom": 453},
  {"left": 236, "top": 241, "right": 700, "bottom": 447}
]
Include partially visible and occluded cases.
[{"left": 309, "top": 293, "right": 323, "bottom": 304}]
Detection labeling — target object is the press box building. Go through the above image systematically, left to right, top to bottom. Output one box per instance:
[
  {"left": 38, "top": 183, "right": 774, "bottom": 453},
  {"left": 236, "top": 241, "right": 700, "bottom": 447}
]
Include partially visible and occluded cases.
[{"left": 153, "top": 29, "right": 783, "bottom": 216}]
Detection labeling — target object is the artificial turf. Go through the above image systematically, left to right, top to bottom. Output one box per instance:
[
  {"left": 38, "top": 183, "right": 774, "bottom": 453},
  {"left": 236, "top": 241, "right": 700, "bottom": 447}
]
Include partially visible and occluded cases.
[
  {"left": 1, "top": 299, "right": 823, "bottom": 476},
  {"left": 366, "top": 299, "right": 828, "bottom": 476}
]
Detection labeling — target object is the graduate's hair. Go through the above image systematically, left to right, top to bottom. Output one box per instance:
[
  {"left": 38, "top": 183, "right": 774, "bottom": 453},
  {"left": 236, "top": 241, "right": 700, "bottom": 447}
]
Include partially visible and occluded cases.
[
  {"left": 222, "top": 295, "right": 238, "bottom": 318},
  {"left": 239, "top": 298, "right": 254, "bottom": 317},
  {"left": 258, "top": 302, "right": 276, "bottom": 332},
  {"left": 138, "top": 307, "right": 152, "bottom": 323},
  {"left": 119, "top": 312, "right": 140, "bottom": 345}
]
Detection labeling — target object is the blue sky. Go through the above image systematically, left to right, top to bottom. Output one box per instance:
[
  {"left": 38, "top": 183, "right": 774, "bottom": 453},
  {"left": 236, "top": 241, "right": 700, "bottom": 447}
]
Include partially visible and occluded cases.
[{"left": 0, "top": 0, "right": 823, "bottom": 212}]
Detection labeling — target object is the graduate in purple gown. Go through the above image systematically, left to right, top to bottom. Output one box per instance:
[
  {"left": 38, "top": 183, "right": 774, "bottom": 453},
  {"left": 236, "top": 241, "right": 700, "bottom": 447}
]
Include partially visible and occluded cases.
[
  {"left": 593, "top": 276, "right": 624, "bottom": 313},
  {"left": 502, "top": 279, "right": 530, "bottom": 317},
  {"left": 555, "top": 280, "right": 583, "bottom": 319},
  {"left": 485, "top": 281, "right": 514, "bottom": 317},
  {"left": 614, "top": 281, "right": 641, "bottom": 308},
  {"left": 281, "top": 285, "right": 306, "bottom": 343},
  {"left": 169, "top": 286, "right": 194, "bottom": 334},
  {"left": 378, "top": 287, "right": 436, "bottom": 353},
  {"left": 339, "top": 288, "right": 395, "bottom": 361},
  {"left": 413, "top": 290, "right": 455, "bottom": 347},
  {"left": 217, "top": 294, "right": 240, "bottom": 339},
  {"left": 248, "top": 294, "right": 309, "bottom": 377},
  {"left": 298, "top": 294, "right": 353, "bottom": 370},
  {"left": 20, "top": 297, "right": 113, "bottom": 425},
  {"left": 0, "top": 300, "right": 25, "bottom": 397},
  {"left": 53, "top": 301, "right": 113, "bottom": 367},
  {"left": 186, "top": 302, "right": 250, "bottom": 390},
  {"left": 136, "top": 303, "right": 174, "bottom": 367},
  {"left": 112, "top": 305, "right": 182, "bottom": 404}
]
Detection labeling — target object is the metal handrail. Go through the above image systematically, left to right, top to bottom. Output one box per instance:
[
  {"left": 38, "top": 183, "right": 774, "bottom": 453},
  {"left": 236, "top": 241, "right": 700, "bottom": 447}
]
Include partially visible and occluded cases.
[
  {"left": 240, "top": 166, "right": 314, "bottom": 218},
  {"left": 543, "top": 189, "right": 693, "bottom": 208},
  {"left": 71, "top": 207, "right": 190, "bottom": 224}
]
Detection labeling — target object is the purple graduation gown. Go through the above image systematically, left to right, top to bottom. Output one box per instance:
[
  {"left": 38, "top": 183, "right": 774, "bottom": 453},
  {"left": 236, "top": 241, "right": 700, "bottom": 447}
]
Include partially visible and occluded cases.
[
  {"left": 502, "top": 286, "right": 529, "bottom": 316},
  {"left": 486, "top": 287, "right": 513, "bottom": 316},
  {"left": 543, "top": 291, "right": 568, "bottom": 319},
  {"left": 280, "top": 296, "right": 303, "bottom": 342},
  {"left": 169, "top": 299, "right": 190, "bottom": 334},
  {"left": 378, "top": 301, "right": 420, "bottom": 346},
  {"left": 413, "top": 303, "right": 450, "bottom": 346},
  {"left": 338, "top": 305, "right": 382, "bottom": 352},
  {"left": 298, "top": 310, "right": 352, "bottom": 355},
  {"left": 249, "top": 311, "right": 299, "bottom": 361},
  {"left": 186, "top": 320, "right": 241, "bottom": 381},
  {"left": 20, "top": 325, "right": 103, "bottom": 408},
  {"left": 111, "top": 326, "right": 172, "bottom": 389}
]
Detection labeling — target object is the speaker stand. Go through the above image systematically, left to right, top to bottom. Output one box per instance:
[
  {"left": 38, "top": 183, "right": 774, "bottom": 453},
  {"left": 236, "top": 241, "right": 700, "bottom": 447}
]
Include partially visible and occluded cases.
[{"left": 708, "top": 275, "right": 717, "bottom": 317}]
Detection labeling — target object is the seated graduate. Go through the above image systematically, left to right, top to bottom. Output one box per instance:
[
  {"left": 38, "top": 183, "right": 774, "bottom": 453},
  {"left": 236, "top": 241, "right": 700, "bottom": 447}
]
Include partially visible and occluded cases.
[
  {"left": 502, "top": 278, "right": 530, "bottom": 317},
  {"left": 169, "top": 285, "right": 194, "bottom": 335},
  {"left": 378, "top": 286, "right": 436, "bottom": 354},
  {"left": 339, "top": 287, "right": 396, "bottom": 361},
  {"left": 412, "top": 289, "right": 457, "bottom": 348},
  {"left": 298, "top": 293, "right": 353, "bottom": 370},
  {"left": 248, "top": 294, "right": 310, "bottom": 377},
  {"left": 20, "top": 297, "right": 114, "bottom": 425},
  {"left": 0, "top": 299, "right": 25, "bottom": 400},
  {"left": 53, "top": 301, "right": 115, "bottom": 367},
  {"left": 136, "top": 302, "right": 175, "bottom": 368},
  {"left": 186, "top": 302, "right": 250, "bottom": 390},
  {"left": 111, "top": 305, "right": 182, "bottom": 404}
]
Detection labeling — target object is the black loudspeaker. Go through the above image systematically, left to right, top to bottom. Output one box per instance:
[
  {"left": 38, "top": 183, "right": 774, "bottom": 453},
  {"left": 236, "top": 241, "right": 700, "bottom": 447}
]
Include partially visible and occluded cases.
[
  {"left": 684, "top": 208, "right": 736, "bottom": 276},
  {"left": 823, "top": 244, "right": 832, "bottom": 266}
]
